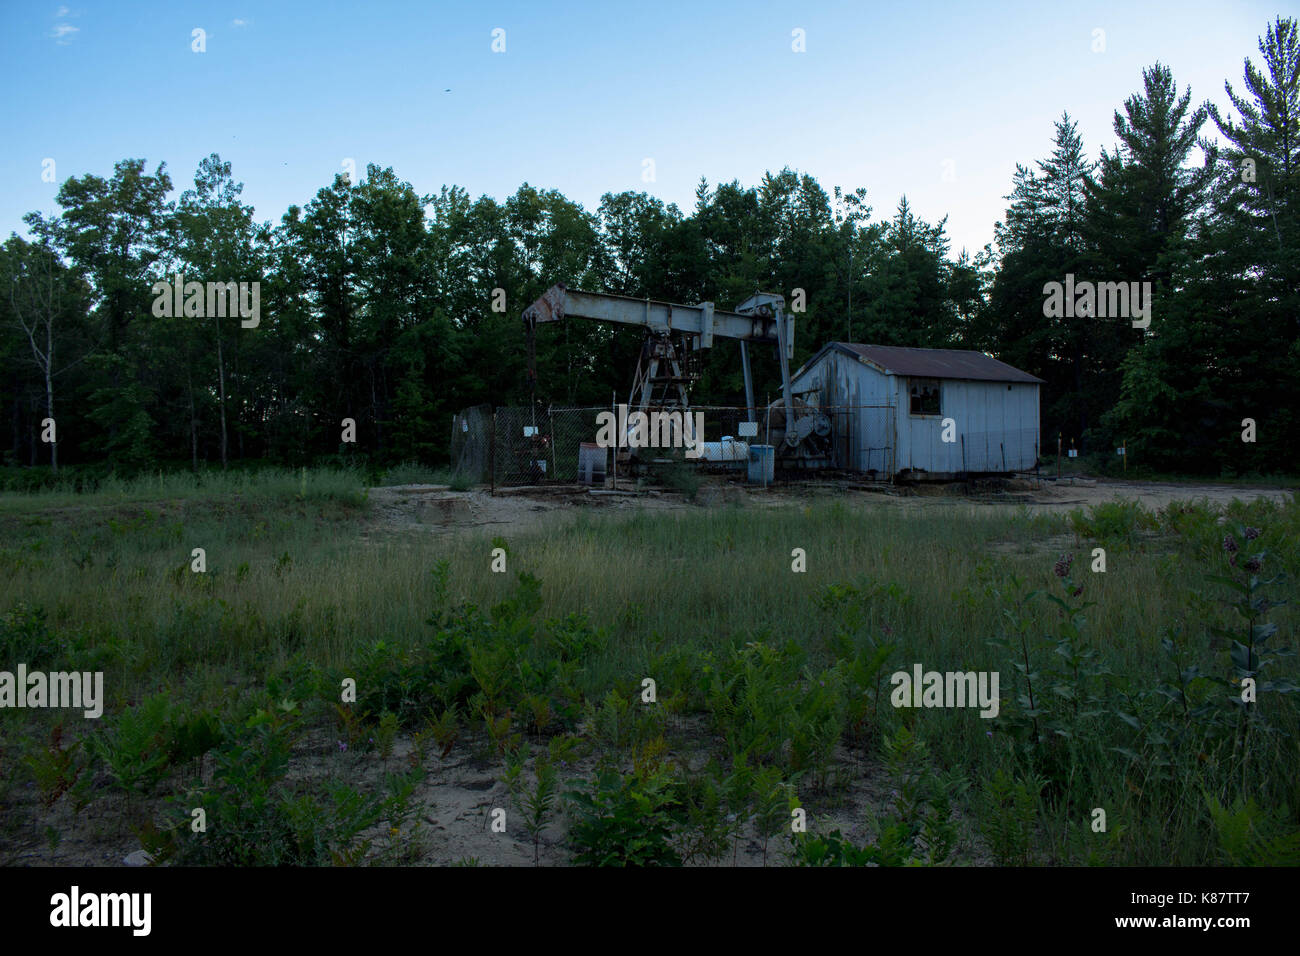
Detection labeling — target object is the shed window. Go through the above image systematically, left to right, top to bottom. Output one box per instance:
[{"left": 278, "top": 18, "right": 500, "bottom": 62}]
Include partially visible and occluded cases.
[{"left": 909, "top": 379, "right": 941, "bottom": 416}]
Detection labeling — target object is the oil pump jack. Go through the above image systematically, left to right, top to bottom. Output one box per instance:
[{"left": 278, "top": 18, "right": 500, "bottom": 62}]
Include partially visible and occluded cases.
[{"left": 522, "top": 283, "right": 830, "bottom": 465}]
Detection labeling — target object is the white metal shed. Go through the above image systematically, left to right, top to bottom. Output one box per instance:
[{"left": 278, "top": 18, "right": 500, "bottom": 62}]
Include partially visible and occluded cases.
[{"left": 788, "top": 343, "right": 1043, "bottom": 478}]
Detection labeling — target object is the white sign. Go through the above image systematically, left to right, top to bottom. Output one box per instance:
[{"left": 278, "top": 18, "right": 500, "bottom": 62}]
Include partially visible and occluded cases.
[{"left": 738, "top": 421, "right": 758, "bottom": 437}]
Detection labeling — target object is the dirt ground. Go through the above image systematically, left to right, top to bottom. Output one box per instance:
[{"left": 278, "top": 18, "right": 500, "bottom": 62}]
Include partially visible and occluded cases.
[
  {"left": 365, "top": 474, "right": 1295, "bottom": 538},
  {"left": 9, "top": 724, "right": 991, "bottom": 869}
]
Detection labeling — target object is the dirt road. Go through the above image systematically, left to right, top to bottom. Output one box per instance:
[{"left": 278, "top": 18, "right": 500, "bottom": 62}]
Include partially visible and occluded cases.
[{"left": 365, "top": 476, "right": 1293, "bottom": 537}]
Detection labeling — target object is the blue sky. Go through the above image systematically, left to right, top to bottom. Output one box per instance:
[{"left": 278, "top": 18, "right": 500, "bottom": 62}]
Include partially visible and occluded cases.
[{"left": 0, "top": 1, "right": 1289, "bottom": 257}]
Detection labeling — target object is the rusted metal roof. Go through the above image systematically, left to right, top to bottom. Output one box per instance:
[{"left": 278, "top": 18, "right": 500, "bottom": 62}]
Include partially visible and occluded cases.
[{"left": 815, "top": 343, "right": 1043, "bottom": 384}]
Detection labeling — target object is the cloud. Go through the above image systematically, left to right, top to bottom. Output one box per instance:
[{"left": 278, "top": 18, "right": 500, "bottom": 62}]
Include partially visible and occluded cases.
[
  {"left": 56, "top": 5, "right": 69, "bottom": 15},
  {"left": 232, "top": 18, "right": 247, "bottom": 27},
  {"left": 51, "top": 22, "right": 79, "bottom": 43}
]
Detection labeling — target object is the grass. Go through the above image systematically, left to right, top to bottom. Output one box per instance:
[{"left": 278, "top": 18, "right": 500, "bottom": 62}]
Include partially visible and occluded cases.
[
  {"left": 377, "top": 462, "right": 474, "bottom": 490},
  {"left": 1, "top": 468, "right": 1297, "bottom": 866}
]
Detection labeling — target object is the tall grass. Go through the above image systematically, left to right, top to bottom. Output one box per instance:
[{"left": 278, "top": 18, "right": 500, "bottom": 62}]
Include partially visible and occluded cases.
[{"left": 1, "top": 471, "right": 1296, "bottom": 865}]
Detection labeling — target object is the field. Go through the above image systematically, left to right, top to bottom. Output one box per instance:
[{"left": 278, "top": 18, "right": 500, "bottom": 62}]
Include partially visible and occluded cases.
[{"left": 1, "top": 469, "right": 1298, "bottom": 867}]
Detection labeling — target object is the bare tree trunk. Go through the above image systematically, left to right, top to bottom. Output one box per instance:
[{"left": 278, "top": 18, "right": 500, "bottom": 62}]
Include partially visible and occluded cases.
[
  {"left": 215, "top": 313, "right": 228, "bottom": 469},
  {"left": 45, "top": 319, "right": 56, "bottom": 473},
  {"left": 186, "top": 365, "right": 199, "bottom": 471}
]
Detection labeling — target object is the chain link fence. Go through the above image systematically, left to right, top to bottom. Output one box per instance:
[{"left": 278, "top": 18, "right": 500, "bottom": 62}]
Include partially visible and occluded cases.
[
  {"left": 454, "top": 402, "right": 903, "bottom": 489},
  {"left": 489, "top": 406, "right": 610, "bottom": 487}
]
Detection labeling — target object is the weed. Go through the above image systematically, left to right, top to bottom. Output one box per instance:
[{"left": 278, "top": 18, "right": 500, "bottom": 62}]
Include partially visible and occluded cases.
[{"left": 567, "top": 752, "right": 686, "bottom": 867}]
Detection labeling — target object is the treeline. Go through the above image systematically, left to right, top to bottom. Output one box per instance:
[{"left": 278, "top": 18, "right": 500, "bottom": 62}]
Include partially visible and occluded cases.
[{"left": 3, "top": 17, "right": 1297, "bottom": 478}]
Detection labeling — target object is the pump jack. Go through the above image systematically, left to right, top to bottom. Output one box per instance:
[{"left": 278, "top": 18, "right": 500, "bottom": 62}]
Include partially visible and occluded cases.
[{"left": 522, "top": 283, "right": 828, "bottom": 461}]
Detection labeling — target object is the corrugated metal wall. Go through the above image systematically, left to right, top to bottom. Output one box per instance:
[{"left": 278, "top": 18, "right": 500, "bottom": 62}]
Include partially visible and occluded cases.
[
  {"left": 792, "top": 350, "right": 1040, "bottom": 476},
  {"left": 894, "top": 379, "right": 1039, "bottom": 474}
]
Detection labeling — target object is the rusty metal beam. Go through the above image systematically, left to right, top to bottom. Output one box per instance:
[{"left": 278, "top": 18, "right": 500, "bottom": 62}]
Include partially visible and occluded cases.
[{"left": 523, "top": 283, "right": 791, "bottom": 356}]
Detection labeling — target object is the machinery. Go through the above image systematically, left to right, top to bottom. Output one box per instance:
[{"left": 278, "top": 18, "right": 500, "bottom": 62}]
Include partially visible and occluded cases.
[{"left": 522, "top": 283, "right": 830, "bottom": 467}]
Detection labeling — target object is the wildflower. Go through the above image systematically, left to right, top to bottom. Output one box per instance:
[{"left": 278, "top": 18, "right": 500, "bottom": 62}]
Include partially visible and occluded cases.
[
  {"left": 1244, "top": 527, "right": 1262, "bottom": 541},
  {"left": 1223, "top": 534, "right": 1239, "bottom": 554},
  {"left": 1053, "top": 553, "right": 1073, "bottom": 578},
  {"left": 1244, "top": 557, "right": 1262, "bottom": 573},
  {"left": 1071, "top": 586, "right": 1083, "bottom": 598},
  {"left": 338, "top": 740, "right": 347, "bottom": 753}
]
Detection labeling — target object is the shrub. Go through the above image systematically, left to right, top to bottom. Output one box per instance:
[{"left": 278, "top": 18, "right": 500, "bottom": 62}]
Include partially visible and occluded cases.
[{"left": 566, "top": 760, "right": 686, "bottom": 866}]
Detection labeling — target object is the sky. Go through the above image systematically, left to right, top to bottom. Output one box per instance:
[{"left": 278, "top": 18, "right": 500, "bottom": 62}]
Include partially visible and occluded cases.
[{"left": 0, "top": 0, "right": 1291, "bottom": 259}]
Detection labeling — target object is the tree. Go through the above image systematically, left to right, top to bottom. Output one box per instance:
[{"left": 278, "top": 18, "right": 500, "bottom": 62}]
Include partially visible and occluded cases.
[
  {"left": 177, "top": 153, "right": 263, "bottom": 467},
  {"left": 39, "top": 159, "right": 174, "bottom": 468},
  {"left": 2, "top": 235, "right": 92, "bottom": 471}
]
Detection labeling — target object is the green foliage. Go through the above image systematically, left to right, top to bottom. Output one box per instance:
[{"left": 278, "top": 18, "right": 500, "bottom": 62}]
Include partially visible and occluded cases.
[
  {"left": 651, "top": 460, "right": 702, "bottom": 501},
  {"left": 1067, "top": 500, "right": 1157, "bottom": 546},
  {"left": 0, "top": 603, "right": 60, "bottom": 665},
  {"left": 699, "top": 640, "right": 848, "bottom": 784},
  {"left": 91, "top": 693, "right": 173, "bottom": 797},
  {"left": 153, "top": 699, "right": 422, "bottom": 866},
  {"left": 163, "top": 708, "right": 224, "bottom": 779},
  {"left": 375, "top": 711, "right": 399, "bottom": 761},
  {"left": 24, "top": 724, "right": 89, "bottom": 811},
  {"left": 879, "top": 726, "right": 968, "bottom": 864},
  {"left": 792, "top": 727, "right": 968, "bottom": 867},
  {"left": 516, "top": 745, "right": 561, "bottom": 864},
  {"left": 566, "top": 755, "right": 686, "bottom": 867},
  {"left": 978, "top": 766, "right": 1046, "bottom": 865},
  {"left": 1206, "top": 794, "right": 1300, "bottom": 865},
  {"left": 790, "top": 827, "right": 913, "bottom": 867}
]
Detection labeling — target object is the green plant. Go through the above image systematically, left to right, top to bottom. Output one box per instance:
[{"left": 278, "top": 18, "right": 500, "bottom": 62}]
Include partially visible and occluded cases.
[
  {"left": 652, "top": 460, "right": 701, "bottom": 501},
  {"left": 1067, "top": 500, "right": 1156, "bottom": 547},
  {"left": 1206, "top": 525, "right": 1297, "bottom": 787},
  {"left": 0, "top": 603, "right": 61, "bottom": 665},
  {"left": 701, "top": 640, "right": 846, "bottom": 785},
  {"left": 91, "top": 693, "right": 172, "bottom": 798},
  {"left": 164, "top": 709, "right": 224, "bottom": 782},
  {"left": 375, "top": 711, "right": 399, "bottom": 762},
  {"left": 25, "top": 723, "right": 85, "bottom": 810},
  {"left": 518, "top": 749, "right": 560, "bottom": 864},
  {"left": 566, "top": 756, "right": 686, "bottom": 867},
  {"left": 675, "top": 760, "right": 733, "bottom": 865},
  {"left": 751, "top": 765, "right": 798, "bottom": 865},
  {"left": 978, "top": 765, "right": 1045, "bottom": 865},
  {"left": 1206, "top": 794, "right": 1300, "bottom": 865},
  {"left": 790, "top": 826, "right": 917, "bottom": 866}
]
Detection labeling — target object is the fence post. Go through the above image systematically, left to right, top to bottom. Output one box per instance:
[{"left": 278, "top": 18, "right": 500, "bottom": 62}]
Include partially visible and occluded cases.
[
  {"left": 764, "top": 393, "right": 771, "bottom": 490},
  {"left": 549, "top": 406, "right": 557, "bottom": 483},
  {"left": 490, "top": 409, "right": 496, "bottom": 495}
]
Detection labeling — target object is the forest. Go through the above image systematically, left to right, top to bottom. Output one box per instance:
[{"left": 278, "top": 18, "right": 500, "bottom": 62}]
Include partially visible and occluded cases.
[{"left": 3, "top": 16, "right": 1297, "bottom": 482}]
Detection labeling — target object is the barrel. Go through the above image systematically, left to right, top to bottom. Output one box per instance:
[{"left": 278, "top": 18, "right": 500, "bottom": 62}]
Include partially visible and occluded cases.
[{"left": 747, "top": 444, "right": 775, "bottom": 483}]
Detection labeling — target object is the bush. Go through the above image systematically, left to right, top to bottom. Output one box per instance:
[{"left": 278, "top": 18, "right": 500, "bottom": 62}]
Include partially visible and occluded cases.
[{"left": 566, "top": 762, "right": 686, "bottom": 866}]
